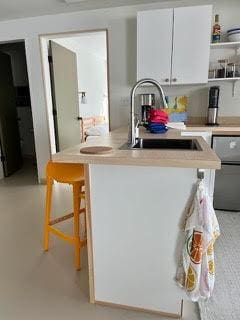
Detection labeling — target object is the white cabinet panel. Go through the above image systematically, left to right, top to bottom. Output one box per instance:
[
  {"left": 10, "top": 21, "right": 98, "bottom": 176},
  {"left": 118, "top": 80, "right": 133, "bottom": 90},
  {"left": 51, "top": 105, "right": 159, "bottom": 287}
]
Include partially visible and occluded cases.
[
  {"left": 171, "top": 6, "right": 212, "bottom": 84},
  {"left": 137, "top": 9, "right": 173, "bottom": 84},
  {"left": 90, "top": 164, "right": 195, "bottom": 314}
]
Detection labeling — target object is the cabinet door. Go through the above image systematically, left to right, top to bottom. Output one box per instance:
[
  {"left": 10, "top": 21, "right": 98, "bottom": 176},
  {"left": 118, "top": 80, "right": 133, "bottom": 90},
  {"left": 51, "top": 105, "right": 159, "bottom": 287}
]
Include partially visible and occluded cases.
[
  {"left": 171, "top": 5, "right": 212, "bottom": 84},
  {"left": 137, "top": 9, "right": 173, "bottom": 85}
]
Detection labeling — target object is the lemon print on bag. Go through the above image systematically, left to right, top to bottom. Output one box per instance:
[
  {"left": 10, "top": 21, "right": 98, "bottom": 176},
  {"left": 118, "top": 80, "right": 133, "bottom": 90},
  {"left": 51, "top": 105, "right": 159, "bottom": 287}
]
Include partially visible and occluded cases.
[
  {"left": 207, "top": 243, "right": 214, "bottom": 255},
  {"left": 208, "top": 260, "right": 215, "bottom": 275},
  {"left": 186, "top": 265, "right": 197, "bottom": 291}
]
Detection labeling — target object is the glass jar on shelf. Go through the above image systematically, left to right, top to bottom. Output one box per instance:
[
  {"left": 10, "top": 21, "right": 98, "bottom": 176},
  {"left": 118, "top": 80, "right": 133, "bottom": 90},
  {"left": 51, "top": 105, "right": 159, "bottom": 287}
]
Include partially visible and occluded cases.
[
  {"left": 217, "top": 59, "right": 228, "bottom": 78},
  {"left": 208, "top": 62, "right": 219, "bottom": 79},
  {"left": 226, "top": 63, "right": 236, "bottom": 78},
  {"left": 235, "top": 64, "right": 240, "bottom": 77},
  {"left": 209, "top": 69, "right": 217, "bottom": 79}
]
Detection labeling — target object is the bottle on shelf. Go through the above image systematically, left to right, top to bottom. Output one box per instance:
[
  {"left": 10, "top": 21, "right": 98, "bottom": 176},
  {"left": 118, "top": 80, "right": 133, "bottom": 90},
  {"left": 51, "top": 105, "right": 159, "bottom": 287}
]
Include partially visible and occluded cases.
[{"left": 212, "top": 14, "right": 221, "bottom": 43}]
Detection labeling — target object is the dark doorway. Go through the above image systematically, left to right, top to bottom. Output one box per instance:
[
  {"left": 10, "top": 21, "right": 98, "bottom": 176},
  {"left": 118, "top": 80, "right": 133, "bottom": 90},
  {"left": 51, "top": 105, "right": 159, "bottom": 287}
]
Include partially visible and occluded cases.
[{"left": 0, "top": 41, "right": 37, "bottom": 179}]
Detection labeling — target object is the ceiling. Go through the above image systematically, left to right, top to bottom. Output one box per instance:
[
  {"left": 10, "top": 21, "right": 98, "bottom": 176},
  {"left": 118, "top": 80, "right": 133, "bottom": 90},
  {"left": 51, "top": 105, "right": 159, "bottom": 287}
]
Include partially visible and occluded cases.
[{"left": 0, "top": 0, "right": 177, "bottom": 22}]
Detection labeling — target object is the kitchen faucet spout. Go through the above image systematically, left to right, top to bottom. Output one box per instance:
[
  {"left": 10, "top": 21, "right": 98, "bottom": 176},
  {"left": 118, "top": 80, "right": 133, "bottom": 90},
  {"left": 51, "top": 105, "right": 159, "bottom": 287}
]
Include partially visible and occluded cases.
[{"left": 128, "top": 78, "right": 168, "bottom": 146}]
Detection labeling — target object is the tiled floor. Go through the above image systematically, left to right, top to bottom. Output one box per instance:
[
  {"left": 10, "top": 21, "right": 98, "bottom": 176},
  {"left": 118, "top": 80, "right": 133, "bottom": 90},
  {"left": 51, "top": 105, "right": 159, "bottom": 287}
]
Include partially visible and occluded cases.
[{"left": 0, "top": 164, "right": 200, "bottom": 320}]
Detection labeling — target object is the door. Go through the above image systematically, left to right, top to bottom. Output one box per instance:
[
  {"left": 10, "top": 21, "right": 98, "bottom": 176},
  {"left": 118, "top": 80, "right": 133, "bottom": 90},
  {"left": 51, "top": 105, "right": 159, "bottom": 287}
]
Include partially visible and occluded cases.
[
  {"left": 171, "top": 5, "right": 212, "bottom": 84},
  {"left": 137, "top": 9, "right": 173, "bottom": 85},
  {"left": 50, "top": 41, "right": 80, "bottom": 151},
  {"left": 0, "top": 51, "right": 22, "bottom": 177},
  {"left": 48, "top": 53, "right": 60, "bottom": 152},
  {"left": 17, "top": 107, "right": 36, "bottom": 157},
  {"left": 212, "top": 136, "right": 240, "bottom": 210},
  {"left": 213, "top": 136, "right": 240, "bottom": 162},
  {"left": 0, "top": 143, "right": 4, "bottom": 179},
  {"left": 214, "top": 164, "right": 240, "bottom": 211}
]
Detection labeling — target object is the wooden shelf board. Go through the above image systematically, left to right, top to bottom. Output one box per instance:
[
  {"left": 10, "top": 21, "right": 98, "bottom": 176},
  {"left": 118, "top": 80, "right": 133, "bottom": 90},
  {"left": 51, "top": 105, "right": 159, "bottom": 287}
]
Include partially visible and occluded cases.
[
  {"left": 210, "top": 41, "right": 240, "bottom": 49},
  {"left": 208, "top": 77, "right": 240, "bottom": 82}
]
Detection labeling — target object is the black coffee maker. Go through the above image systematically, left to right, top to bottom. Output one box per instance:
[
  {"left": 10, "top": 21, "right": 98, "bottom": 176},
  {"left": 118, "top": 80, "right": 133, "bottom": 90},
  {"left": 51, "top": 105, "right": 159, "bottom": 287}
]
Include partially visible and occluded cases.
[
  {"left": 206, "top": 86, "right": 220, "bottom": 126},
  {"left": 140, "top": 94, "right": 155, "bottom": 125}
]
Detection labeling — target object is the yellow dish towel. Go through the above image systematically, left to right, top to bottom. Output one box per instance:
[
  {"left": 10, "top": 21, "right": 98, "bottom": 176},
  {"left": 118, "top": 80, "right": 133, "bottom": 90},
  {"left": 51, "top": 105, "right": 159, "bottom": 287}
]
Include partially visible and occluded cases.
[{"left": 176, "top": 180, "right": 220, "bottom": 301}]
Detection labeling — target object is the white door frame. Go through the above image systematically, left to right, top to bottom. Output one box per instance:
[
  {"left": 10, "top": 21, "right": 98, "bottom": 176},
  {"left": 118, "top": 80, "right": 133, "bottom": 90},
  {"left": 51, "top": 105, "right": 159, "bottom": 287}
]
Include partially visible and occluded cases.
[{"left": 39, "top": 28, "right": 111, "bottom": 156}]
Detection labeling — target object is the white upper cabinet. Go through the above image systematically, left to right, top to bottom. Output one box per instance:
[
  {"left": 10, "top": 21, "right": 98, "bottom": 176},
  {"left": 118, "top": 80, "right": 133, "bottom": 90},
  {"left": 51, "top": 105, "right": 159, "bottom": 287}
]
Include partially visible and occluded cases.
[
  {"left": 137, "top": 5, "right": 212, "bottom": 85},
  {"left": 171, "top": 6, "right": 212, "bottom": 84},
  {"left": 137, "top": 9, "right": 173, "bottom": 85}
]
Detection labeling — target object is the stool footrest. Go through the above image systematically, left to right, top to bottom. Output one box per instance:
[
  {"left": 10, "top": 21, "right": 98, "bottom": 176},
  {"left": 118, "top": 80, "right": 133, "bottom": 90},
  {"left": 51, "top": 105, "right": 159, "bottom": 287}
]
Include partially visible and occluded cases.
[
  {"left": 49, "top": 208, "right": 86, "bottom": 226},
  {"left": 48, "top": 226, "right": 75, "bottom": 244},
  {"left": 48, "top": 226, "right": 87, "bottom": 247}
]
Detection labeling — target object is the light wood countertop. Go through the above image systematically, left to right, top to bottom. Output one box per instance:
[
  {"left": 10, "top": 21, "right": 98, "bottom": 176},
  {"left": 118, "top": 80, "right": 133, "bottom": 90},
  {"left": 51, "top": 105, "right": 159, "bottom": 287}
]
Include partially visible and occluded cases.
[
  {"left": 186, "top": 124, "right": 240, "bottom": 135},
  {"left": 52, "top": 127, "right": 220, "bottom": 170}
]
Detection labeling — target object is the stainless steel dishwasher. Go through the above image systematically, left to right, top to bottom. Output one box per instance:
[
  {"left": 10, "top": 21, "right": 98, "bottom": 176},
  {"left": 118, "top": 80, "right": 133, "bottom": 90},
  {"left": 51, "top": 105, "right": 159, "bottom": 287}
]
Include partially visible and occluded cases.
[{"left": 213, "top": 135, "right": 240, "bottom": 211}]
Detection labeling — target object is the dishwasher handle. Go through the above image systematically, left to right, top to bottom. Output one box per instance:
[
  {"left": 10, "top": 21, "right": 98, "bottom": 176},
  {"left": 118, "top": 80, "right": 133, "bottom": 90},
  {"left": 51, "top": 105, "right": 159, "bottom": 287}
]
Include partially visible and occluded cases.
[{"left": 222, "top": 161, "right": 240, "bottom": 166}]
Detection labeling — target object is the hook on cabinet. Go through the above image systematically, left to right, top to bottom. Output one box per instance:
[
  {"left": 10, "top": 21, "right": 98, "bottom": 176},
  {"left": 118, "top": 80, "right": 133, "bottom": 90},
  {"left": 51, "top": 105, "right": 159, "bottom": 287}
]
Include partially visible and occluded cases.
[{"left": 197, "top": 169, "right": 204, "bottom": 180}]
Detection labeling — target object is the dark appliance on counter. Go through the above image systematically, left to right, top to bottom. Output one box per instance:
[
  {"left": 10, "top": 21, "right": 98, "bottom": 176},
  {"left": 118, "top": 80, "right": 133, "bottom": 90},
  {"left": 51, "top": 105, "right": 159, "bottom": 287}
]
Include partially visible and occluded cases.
[
  {"left": 206, "top": 86, "right": 220, "bottom": 126},
  {"left": 140, "top": 93, "right": 155, "bottom": 125},
  {"left": 213, "top": 135, "right": 240, "bottom": 211}
]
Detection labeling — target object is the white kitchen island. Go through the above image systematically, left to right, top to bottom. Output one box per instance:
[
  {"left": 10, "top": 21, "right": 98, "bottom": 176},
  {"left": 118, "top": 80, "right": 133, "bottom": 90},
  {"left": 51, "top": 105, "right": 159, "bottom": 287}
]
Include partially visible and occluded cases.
[{"left": 52, "top": 128, "right": 220, "bottom": 318}]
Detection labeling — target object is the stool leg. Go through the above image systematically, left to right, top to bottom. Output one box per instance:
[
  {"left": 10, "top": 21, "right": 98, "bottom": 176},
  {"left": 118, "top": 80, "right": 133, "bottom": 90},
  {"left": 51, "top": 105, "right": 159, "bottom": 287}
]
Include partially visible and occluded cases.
[
  {"left": 43, "top": 177, "right": 53, "bottom": 251},
  {"left": 73, "top": 183, "right": 81, "bottom": 270},
  {"left": 83, "top": 195, "right": 87, "bottom": 238}
]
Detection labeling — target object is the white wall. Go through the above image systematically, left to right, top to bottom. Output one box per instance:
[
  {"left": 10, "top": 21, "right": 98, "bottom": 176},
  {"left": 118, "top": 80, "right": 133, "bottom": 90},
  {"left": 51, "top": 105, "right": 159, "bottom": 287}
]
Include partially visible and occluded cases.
[
  {"left": 0, "top": 0, "right": 239, "bottom": 181},
  {"left": 54, "top": 33, "right": 108, "bottom": 119},
  {"left": 76, "top": 46, "right": 108, "bottom": 119}
]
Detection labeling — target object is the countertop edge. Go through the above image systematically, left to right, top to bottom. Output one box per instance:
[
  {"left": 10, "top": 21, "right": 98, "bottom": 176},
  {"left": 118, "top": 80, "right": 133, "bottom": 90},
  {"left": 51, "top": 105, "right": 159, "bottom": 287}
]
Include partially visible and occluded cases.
[
  {"left": 52, "top": 129, "right": 221, "bottom": 170},
  {"left": 52, "top": 154, "right": 221, "bottom": 170}
]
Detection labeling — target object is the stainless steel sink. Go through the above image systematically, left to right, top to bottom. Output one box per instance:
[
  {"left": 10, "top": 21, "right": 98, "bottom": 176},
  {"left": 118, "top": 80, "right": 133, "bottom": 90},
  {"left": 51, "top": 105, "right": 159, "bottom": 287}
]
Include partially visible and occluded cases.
[{"left": 120, "top": 138, "right": 202, "bottom": 151}]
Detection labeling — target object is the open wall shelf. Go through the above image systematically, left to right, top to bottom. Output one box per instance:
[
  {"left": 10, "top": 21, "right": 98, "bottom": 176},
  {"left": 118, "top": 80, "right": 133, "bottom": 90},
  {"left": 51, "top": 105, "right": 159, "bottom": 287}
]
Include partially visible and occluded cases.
[
  {"left": 210, "top": 41, "right": 240, "bottom": 50},
  {"left": 209, "top": 42, "right": 240, "bottom": 96},
  {"left": 208, "top": 77, "right": 240, "bottom": 82},
  {"left": 208, "top": 77, "right": 240, "bottom": 96}
]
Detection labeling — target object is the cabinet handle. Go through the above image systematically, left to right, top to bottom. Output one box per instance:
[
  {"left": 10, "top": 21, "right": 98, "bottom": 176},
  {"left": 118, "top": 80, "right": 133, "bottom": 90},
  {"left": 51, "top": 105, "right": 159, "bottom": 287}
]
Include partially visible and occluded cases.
[
  {"left": 165, "top": 78, "right": 170, "bottom": 83},
  {"left": 172, "top": 78, "right": 177, "bottom": 82}
]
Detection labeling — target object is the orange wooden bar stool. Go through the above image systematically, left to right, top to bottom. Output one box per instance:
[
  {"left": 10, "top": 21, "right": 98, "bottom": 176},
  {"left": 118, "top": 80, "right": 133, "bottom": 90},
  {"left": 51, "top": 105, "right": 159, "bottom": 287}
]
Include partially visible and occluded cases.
[{"left": 43, "top": 161, "right": 87, "bottom": 270}]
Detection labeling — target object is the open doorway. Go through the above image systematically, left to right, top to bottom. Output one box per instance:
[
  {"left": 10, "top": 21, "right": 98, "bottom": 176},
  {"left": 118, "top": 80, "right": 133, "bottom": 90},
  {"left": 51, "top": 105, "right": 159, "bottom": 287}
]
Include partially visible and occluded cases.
[
  {"left": 40, "top": 30, "right": 110, "bottom": 153},
  {"left": 0, "top": 41, "right": 37, "bottom": 181}
]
